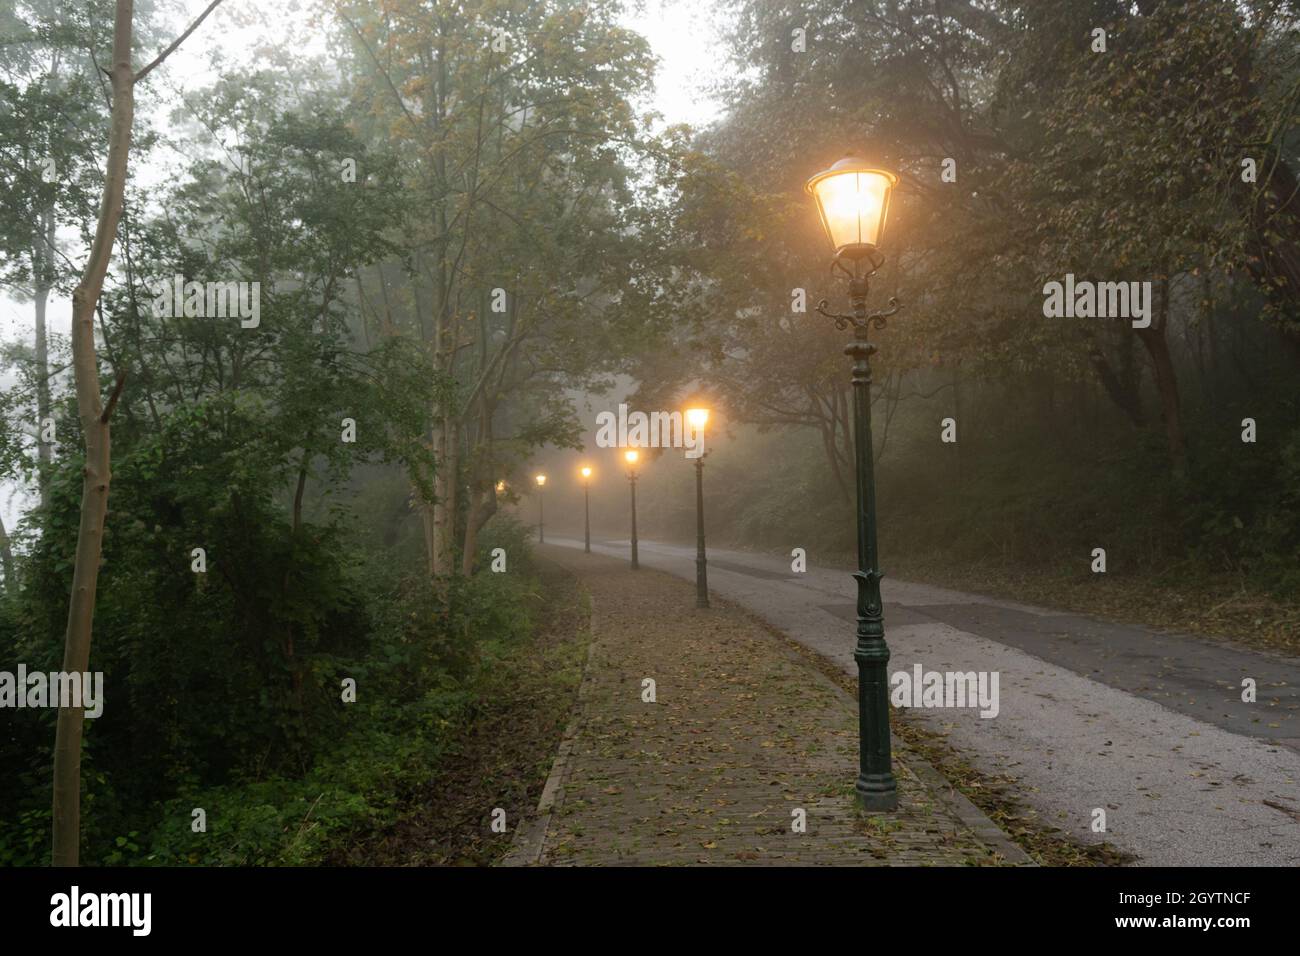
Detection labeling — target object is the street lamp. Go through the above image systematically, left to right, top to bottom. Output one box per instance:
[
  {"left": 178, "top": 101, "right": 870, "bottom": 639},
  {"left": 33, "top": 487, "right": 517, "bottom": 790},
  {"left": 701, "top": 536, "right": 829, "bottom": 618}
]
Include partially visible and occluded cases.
[
  {"left": 806, "top": 156, "right": 901, "bottom": 812},
  {"left": 806, "top": 158, "right": 896, "bottom": 260},
  {"left": 685, "top": 407, "right": 710, "bottom": 609},
  {"left": 624, "top": 450, "right": 639, "bottom": 570},
  {"left": 580, "top": 466, "right": 593, "bottom": 553},
  {"left": 535, "top": 473, "right": 546, "bottom": 544}
]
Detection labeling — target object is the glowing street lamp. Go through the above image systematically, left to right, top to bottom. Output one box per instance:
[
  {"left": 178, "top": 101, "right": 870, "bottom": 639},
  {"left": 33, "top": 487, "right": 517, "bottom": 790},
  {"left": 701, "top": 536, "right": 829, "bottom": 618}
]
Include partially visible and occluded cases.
[
  {"left": 806, "top": 156, "right": 902, "bottom": 812},
  {"left": 805, "top": 158, "right": 897, "bottom": 261},
  {"left": 685, "top": 407, "right": 710, "bottom": 609},
  {"left": 624, "top": 450, "right": 639, "bottom": 570},
  {"left": 580, "top": 466, "right": 593, "bottom": 553},
  {"left": 535, "top": 473, "right": 546, "bottom": 544}
]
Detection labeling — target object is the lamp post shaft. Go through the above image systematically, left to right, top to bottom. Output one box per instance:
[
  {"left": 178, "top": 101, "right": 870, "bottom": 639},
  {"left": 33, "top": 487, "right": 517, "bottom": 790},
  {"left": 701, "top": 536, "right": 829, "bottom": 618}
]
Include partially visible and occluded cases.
[
  {"left": 846, "top": 276, "right": 898, "bottom": 811},
  {"left": 694, "top": 458, "right": 709, "bottom": 608},
  {"left": 629, "top": 474, "right": 639, "bottom": 569},
  {"left": 584, "top": 482, "right": 591, "bottom": 553},
  {"left": 538, "top": 489, "right": 544, "bottom": 545}
]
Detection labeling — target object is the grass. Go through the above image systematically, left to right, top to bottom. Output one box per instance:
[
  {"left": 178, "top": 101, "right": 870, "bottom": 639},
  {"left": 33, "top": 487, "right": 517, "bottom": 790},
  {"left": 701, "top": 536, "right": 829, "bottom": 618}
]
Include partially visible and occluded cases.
[
  {"left": 887, "top": 548, "right": 1300, "bottom": 658},
  {"left": 332, "top": 560, "right": 591, "bottom": 865}
]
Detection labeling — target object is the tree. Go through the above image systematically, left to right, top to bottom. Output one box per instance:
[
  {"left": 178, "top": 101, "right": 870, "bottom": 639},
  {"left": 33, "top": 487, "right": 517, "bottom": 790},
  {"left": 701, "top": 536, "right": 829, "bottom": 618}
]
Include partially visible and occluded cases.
[
  {"left": 51, "top": 0, "right": 224, "bottom": 869},
  {"left": 335, "top": 0, "right": 673, "bottom": 580},
  {"left": 647, "top": 0, "right": 1299, "bottom": 480},
  {"left": 0, "top": 1, "right": 135, "bottom": 508}
]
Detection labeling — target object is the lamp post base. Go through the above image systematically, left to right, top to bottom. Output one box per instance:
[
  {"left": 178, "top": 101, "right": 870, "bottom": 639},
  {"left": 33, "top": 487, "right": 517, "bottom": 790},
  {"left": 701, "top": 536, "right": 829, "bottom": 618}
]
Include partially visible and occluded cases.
[{"left": 855, "top": 775, "right": 899, "bottom": 812}]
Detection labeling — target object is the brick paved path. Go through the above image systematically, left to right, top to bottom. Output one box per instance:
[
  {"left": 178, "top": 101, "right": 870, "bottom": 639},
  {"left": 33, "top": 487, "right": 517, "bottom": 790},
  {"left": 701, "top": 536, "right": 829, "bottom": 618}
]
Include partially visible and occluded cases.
[{"left": 504, "top": 547, "right": 1030, "bottom": 866}]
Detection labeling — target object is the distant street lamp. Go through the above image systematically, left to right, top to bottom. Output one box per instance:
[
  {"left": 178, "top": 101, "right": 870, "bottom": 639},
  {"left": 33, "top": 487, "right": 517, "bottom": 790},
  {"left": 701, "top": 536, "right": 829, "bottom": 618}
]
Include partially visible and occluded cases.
[
  {"left": 806, "top": 156, "right": 902, "bottom": 812},
  {"left": 686, "top": 407, "right": 710, "bottom": 609},
  {"left": 624, "top": 450, "right": 640, "bottom": 570},
  {"left": 581, "top": 466, "right": 593, "bottom": 553},
  {"left": 535, "top": 473, "right": 546, "bottom": 544}
]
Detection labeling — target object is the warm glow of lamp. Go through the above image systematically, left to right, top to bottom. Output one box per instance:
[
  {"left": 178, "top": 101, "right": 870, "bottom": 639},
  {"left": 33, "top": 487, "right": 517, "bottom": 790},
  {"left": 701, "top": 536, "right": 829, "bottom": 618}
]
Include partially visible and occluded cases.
[
  {"left": 805, "top": 157, "right": 897, "bottom": 259},
  {"left": 686, "top": 407, "right": 709, "bottom": 430},
  {"left": 624, "top": 450, "right": 639, "bottom": 464},
  {"left": 581, "top": 466, "right": 592, "bottom": 479},
  {"left": 535, "top": 474, "right": 546, "bottom": 487},
  {"left": 495, "top": 480, "right": 506, "bottom": 493}
]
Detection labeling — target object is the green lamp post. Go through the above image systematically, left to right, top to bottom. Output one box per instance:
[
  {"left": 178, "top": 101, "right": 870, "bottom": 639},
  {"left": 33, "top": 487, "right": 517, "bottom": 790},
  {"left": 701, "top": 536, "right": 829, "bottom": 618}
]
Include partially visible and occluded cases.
[
  {"left": 806, "top": 157, "right": 901, "bottom": 812},
  {"left": 686, "top": 407, "right": 710, "bottom": 609},
  {"left": 624, "top": 450, "right": 640, "bottom": 570},
  {"left": 581, "top": 466, "right": 592, "bottom": 553},
  {"left": 535, "top": 473, "right": 546, "bottom": 544}
]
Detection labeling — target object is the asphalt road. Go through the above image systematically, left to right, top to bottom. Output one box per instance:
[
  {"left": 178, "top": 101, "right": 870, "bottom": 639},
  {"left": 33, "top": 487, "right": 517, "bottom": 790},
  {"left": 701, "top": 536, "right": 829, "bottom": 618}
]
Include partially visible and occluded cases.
[{"left": 543, "top": 536, "right": 1300, "bottom": 866}]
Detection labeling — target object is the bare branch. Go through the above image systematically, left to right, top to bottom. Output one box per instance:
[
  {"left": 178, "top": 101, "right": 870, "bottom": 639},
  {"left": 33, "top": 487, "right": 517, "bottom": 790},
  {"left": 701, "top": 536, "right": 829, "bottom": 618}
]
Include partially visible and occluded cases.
[
  {"left": 133, "top": 0, "right": 226, "bottom": 84},
  {"left": 100, "top": 371, "right": 127, "bottom": 423}
]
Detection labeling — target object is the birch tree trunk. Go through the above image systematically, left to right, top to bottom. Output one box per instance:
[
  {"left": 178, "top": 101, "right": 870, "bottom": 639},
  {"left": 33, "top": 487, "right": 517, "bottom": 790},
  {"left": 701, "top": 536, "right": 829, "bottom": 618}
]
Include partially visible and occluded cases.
[
  {"left": 49, "top": 0, "right": 226, "bottom": 866},
  {"left": 51, "top": 0, "right": 135, "bottom": 868},
  {"left": 33, "top": 211, "right": 55, "bottom": 509},
  {"left": 430, "top": 413, "right": 458, "bottom": 576},
  {"left": 460, "top": 483, "right": 498, "bottom": 577},
  {"left": 0, "top": 514, "right": 14, "bottom": 589}
]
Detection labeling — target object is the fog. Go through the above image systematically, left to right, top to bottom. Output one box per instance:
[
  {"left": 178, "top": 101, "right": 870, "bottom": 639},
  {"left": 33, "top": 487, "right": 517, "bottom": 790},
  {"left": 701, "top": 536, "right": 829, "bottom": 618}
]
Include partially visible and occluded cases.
[{"left": 1, "top": 0, "right": 1296, "bottom": 875}]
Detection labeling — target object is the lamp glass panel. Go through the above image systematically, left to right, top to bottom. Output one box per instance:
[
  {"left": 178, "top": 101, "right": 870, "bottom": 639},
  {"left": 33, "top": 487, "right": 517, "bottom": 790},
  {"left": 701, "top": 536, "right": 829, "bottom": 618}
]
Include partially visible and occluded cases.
[{"left": 814, "top": 170, "right": 891, "bottom": 250}]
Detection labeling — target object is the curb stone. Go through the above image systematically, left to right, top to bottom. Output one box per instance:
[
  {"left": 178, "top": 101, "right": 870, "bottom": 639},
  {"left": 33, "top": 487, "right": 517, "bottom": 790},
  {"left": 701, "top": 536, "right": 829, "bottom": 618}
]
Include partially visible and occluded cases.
[{"left": 500, "top": 593, "right": 598, "bottom": 867}]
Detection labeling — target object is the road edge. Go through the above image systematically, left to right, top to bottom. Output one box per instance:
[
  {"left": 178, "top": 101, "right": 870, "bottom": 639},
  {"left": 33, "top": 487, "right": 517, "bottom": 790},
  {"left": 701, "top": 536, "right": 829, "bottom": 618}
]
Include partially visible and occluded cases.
[{"left": 500, "top": 590, "right": 598, "bottom": 867}]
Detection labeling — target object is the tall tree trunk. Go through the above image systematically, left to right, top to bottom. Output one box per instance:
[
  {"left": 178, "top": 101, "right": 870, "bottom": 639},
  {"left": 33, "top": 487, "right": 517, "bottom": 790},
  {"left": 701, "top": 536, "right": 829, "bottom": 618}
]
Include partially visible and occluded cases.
[
  {"left": 50, "top": 0, "right": 226, "bottom": 865},
  {"left": 51, "top": 0, "right": 135, "bottom": 868},
  {"left": 426, "top": 21, "right": 461, "bottom": 582},
  {"left": 34, "top": 211, "right": 55, "bottom": 509},
  {"left": 1198, "top": 272, "right": 1219, "bottom": 406},
  {"left": 1136, "top": 279, "right": 1187, "bottom": 477},
  {"left": 1087, "top": 330, "right": 1146, "bottom": 428},
  {"left": 952, "top": 366, "right": 965, "bottom": 480},
  {"left": 459, "top": 401, "right": 495, "bottom": 576},
  {"left": 431, "top": 413, "right": 458, "bottom": 576},
  {"left": 425, "top": 418, "right": 442, "bottom": 577},
  {"left": 818, "top": 418, "right": 851, "bottom": 505},
  {"left": 292, "top": 448, "right": 309, "bottom": 533},
  {"left": 460, "top": 484, "right": 496, "bottom": 576},
  {"left": 419, "top": 490, "right": 437, "bottom": 578},
  {"left": 0, "top": 513, "right": 14, "bottom": 589}
]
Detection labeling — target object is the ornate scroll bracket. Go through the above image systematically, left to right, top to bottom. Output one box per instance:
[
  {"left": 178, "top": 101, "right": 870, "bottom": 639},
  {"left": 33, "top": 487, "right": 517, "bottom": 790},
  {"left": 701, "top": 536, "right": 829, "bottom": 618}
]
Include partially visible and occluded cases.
[
  {"left": 814, "top": 250, "right": 902, "bottom": 333},
  {"left": 815, "top": 295, "right": 901, "bottom": 332}
]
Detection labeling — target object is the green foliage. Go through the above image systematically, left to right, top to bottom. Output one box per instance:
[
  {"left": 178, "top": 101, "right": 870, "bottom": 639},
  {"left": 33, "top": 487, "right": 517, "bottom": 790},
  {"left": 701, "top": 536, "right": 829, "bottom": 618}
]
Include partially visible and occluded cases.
[
  {"left": 614, "top": 0, "right": 1300, "bottom": 627},
  {"left": 0, "top": 39, "right": 559, "bottom": 866},
  {"left": 0, "top": 506, "right": 544, "bottom": 865},
  {"left": 126, "top": 518, "right": 540, "bottom": 867}
]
